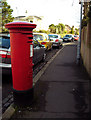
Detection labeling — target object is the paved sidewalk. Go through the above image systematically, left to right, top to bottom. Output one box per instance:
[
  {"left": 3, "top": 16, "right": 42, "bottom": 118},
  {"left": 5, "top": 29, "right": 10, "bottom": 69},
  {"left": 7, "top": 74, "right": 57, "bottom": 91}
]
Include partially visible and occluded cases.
[{"left": 12, "top": 43, "right": 90, "bottom": 119}]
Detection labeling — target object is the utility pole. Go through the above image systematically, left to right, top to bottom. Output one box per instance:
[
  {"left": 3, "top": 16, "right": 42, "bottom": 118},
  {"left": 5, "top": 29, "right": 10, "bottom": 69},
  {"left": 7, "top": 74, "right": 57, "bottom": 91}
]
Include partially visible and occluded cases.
[
  {"left": 72, "top": 0, "right": 75, "bottom": 6},
  {"left": 76, "top": 0, "right": 83, "bottom": 65}
]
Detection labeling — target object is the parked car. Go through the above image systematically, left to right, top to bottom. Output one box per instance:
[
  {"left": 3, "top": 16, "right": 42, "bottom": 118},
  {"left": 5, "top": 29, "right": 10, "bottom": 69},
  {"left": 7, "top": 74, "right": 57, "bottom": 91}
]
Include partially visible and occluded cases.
[
  {"left": 33, "top": 33, "right": 52, "bottom": 50},
  {"left": 0, "top": 34, "right": 46, "bottom": 75},
  {"left": 0, "top": 34, "right": 11, "bottom": 75},
  {"left": 48, "top": 34, "right": 63, "bottom": 48},
  {"left": 63, "top": 34, "right": 74, "bottom": 42},
  {"left": 74, "top": 35, "right": 79, "bottom": 41},
  {"left": 33, "top": 39, "right": 46, "bottom": 65}
]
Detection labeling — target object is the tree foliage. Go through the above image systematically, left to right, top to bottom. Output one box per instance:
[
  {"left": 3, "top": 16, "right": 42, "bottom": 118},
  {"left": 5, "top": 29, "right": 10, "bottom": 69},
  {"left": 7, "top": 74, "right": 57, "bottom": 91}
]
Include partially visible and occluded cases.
[
  {"left": 2, "top": 1, "right": 14, "bottom": 32},
  {"left": 49, "top": 23, "right": 65, "bottom": 34},
  {"left": 57, "top": 23, "right": 65, "bottom": 34},
  {"left": 49, "top": 24, "right": 56, "bottom": 33},
  {"left": 70, "top": 26, "right": 74, "bottom": 34},
  {"left": 75, "top": 28, "right": 79, "bottom": 35},
  {"left": 33, "top": 29, "right": 50, "bottom": 34}
]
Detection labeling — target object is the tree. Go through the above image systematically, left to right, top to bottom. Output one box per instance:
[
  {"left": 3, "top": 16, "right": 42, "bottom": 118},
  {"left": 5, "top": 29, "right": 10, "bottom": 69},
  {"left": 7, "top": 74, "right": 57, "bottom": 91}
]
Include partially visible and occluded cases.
[
  {"left": 2, "top": 1, "right": 14, "bottom": 32},
  {"left": 49, "top": 23, "right": 65, "bottom": 34},
  {"left": 57, "top": 23, "right": 65, "bottom": 34},
  {"left": 58, "top": 23, "right": 65, "bottom": 32},
  {"left": 49, "top": 24, "right": 56, "bottom": 33},
  {"left": 56, "top": 25, "right": 59, "bottom": 34},
  {"left": 70, "top": 26, "right": 74, "bottom": 34},
  {"left": 75, "top": 28, "right": 79, "bottom": 35},
  {"left": 38, "top": 30, "right": 49, "bottom": 34}
]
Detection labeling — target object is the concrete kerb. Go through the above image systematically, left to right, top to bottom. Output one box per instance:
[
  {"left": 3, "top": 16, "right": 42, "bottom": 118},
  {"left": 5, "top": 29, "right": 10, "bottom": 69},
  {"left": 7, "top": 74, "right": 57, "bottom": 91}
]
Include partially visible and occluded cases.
[
  {"left": 2, "top": 46, "right": 65, "bottom": 120},
  {"left": 2, "top": 104, "right": 15, "bottom": 120}
]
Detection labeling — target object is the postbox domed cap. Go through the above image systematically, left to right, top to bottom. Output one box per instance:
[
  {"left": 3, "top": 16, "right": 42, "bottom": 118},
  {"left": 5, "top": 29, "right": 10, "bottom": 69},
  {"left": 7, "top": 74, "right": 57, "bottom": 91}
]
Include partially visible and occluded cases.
[{"left": 5, "top": 21, "right": 36, "bottom": 30}]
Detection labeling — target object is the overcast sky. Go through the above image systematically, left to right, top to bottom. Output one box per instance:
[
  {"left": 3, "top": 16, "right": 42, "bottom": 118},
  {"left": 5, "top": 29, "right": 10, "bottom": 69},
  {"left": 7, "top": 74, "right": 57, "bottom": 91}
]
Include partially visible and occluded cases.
[{"left": 7, "top": 0, "right": 81, "bottom": 28}]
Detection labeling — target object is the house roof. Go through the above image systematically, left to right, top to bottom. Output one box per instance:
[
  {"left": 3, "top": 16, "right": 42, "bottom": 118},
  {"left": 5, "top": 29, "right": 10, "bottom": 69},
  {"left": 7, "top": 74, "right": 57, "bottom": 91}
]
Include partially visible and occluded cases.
[{"left": 14, "top": 16, "right": 42, "bottom": 20}]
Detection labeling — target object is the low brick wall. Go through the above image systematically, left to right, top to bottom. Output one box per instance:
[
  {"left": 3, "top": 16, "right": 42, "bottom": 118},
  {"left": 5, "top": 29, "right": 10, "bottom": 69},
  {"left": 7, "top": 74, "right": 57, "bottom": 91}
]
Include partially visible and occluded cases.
[{"left": 81, "top": 19, "right": 91, "bottom": 78}]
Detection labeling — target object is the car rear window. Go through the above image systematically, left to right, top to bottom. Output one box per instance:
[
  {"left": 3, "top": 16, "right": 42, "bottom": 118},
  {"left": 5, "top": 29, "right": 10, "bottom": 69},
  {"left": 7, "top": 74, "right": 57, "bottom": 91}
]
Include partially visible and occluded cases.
[
  {"left": 33, "top": 34, "right": 43, "bottom": 40},
  {"left": 48, "top": 35, "right": 58, "bottom": 39},
  {"left": 65, "top": 35, "right": 72, "bottom": 37},
  {"left": 65, "top": 35, "right": 69, "bottom": 37},
  {"left": 74, "top": 35, "right": 78, "bottom": 37},
  {"left": 0, "top": 36, "right": 10, "bottom": 49}
]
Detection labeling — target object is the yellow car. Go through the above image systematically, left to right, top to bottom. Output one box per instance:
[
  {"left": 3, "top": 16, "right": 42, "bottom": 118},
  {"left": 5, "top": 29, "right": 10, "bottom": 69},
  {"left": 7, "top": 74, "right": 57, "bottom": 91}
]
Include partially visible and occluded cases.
[{"left": 33, "top": 33, "right": 52, "bottom": 50}]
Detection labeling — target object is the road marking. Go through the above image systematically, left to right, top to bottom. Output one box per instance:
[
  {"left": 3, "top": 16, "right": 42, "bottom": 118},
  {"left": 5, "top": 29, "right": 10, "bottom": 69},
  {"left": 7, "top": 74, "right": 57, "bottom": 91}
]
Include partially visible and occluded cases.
[{"left": 63, "top": 42, "right": 77, "bottom": 46}]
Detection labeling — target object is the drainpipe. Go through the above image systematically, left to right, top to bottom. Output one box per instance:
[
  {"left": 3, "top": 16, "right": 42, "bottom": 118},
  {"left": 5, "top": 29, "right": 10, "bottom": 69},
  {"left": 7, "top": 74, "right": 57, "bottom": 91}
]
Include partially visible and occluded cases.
[{"left": 77, "top": 0, "right": 83, "bottom": 65}]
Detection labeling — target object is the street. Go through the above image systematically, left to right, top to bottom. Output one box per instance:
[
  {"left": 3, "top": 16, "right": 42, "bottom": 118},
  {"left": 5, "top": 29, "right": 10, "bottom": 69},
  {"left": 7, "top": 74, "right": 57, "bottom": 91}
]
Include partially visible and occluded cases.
[
  {"left": 1, "top": 0, "right": 91, "bottom": 119},
  {"left": 10, "top": 42, "right": 90, "bottom": 119},
  {"left": 2, "top": 45, "right": 62, "bottom": 113}
]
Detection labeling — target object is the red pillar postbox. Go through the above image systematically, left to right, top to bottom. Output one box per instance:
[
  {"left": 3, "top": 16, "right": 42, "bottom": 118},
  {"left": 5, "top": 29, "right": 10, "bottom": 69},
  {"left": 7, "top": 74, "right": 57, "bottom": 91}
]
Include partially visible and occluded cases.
[{"left": 5, "top": 22, "right": 36, "bottom": 106}]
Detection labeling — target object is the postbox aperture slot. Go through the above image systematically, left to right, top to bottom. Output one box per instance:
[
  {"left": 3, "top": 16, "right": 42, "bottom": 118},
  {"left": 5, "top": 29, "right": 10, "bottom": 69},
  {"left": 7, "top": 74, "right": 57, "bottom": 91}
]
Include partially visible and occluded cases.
[
  {"left": 28, "top": 37, "right": 33, "bottom": 39},
  {"left": 27, "top": 41, "right": 32, "bottom": 43}
]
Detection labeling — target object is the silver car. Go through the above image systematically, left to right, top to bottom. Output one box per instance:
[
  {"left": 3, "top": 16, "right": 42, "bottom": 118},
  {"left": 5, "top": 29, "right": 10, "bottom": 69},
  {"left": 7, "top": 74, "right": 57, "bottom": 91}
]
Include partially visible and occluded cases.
[
  {"left": 0, "top": 34, "right": 46, "bottom": 75},
  {"left": 48, "top": 34, "right": 63, "bottom": 48},
  {"left": 63, "top": 34, "right": 74, "bottom": 42}
]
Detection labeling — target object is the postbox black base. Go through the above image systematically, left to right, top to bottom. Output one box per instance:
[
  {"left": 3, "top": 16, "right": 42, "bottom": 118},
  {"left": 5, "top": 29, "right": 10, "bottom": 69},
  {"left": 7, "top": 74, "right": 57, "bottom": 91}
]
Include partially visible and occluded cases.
[{"left": 13, "top": 87, "right": 34, "bottom": 107}]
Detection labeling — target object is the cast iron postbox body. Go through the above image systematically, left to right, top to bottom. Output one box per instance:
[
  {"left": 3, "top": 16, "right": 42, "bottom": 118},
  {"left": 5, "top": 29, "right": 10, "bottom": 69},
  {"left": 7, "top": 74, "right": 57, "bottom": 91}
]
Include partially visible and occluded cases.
[{"left": 5, "top": 22, "right": 36, "bottom": 106}]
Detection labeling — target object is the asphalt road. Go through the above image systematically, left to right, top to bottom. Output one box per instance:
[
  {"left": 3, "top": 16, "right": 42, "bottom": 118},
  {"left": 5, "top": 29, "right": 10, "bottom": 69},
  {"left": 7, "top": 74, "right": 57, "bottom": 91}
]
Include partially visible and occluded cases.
[{"left": 2, "top": 45, "right": 63, "bottom": 113}]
